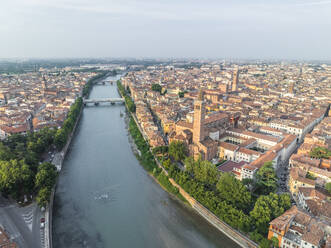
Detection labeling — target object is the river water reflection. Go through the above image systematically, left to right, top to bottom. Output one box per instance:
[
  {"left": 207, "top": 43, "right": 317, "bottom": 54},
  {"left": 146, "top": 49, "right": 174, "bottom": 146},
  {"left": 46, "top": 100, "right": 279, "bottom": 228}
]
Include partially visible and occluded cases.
[{"left": 52, "top": 75, "right": 239, "bottom": 248}]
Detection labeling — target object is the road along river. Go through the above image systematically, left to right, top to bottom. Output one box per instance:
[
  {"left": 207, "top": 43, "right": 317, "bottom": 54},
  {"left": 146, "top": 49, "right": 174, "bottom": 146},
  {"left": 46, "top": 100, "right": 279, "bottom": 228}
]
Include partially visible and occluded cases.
[{"left": 52, "top": 75, "right": 240, "bottom": 248}]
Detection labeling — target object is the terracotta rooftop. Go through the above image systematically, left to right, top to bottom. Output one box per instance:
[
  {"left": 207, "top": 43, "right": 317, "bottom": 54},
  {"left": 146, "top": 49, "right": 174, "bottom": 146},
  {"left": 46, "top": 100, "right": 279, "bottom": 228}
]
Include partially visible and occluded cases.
[
  {"left": 176, "top": 120, "right": 193, "bottom": 130},
  {"left": 219, "top": 141, "right": 238, "bottom": 152},
  {"left": 290, "top": 154, "right": 320, "bottom": 168},
  {"left": 217, "top": 160, "right": 246, "bottom": 173}
]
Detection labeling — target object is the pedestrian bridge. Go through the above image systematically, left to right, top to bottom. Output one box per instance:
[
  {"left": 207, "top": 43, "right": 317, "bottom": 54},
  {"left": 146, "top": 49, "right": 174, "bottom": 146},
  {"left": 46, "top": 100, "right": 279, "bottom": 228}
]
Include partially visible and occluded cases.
[{"left": 83, "top": 98, "right": 125, "bottom": 105}]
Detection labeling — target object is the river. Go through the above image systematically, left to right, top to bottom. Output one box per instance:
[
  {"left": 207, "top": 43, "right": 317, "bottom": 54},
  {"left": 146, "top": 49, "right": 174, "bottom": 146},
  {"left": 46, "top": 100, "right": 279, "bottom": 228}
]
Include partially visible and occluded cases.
[{"left": 52, "top": 74, "right": 239, "bottom": 248}]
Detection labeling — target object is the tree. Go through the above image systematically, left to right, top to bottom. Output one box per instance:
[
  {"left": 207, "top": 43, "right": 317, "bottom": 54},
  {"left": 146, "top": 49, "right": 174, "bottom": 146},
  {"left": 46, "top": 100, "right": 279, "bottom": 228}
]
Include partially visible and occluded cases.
[
  {"left": 117, "top": 80, "right": 126, "bottom": 96},
  {"left": 151, "top": 84, "right": 162, "bottom": 93},
  {"left": 178, "top": 91, "right": 188, "bottom": 98},
  {"left": 125, "top": 96, "right": 136, "bottom": 112},
  {"left": 54, "top": 129, "right": 67, "bottom": 150},
  {"left": 4, "top": 134, "right": 26, "bottom": 150},
  {"left": 169, "top": 141, "right": 187, "bottom": 161},
  {"left": 0, "top": 142, "right": 13, "bottom": 161},
  {"left": 14, "top": 142, "right": 26, "bottom": 160},
  {"left": 152, "top": 146, "right": 168, "bottom": 155},
  {"left": 309, "top": 147, "right": 331, "bottom": 159},
  {"left": 184, "top": 156, "right": 195, "bottom": 174},
  {"left": 162, "top": 158, "right": 171, "bottom": 170},
  {"left": 0, "top": 159, "right": 33, "bottom": 199},
  {"left": 0, "top": 160, "right": 21, "bottom": 195},
  {"left": 193, "top": 160, "right": 218, "bottom": 186},
  {"left": 256, "top": 161, "right": 277, "bottom": 195},
  {"left": 21, "top": 162, "right": 34, "bottom": 194},
  {"left": 35, "top": 162, "right": 58, "bottom": 190},
  {"left": 35, "top": 162, "right": 57, "bottom": 207},
  {"left": 306, "top": 172, "right": 316, "bottom": 180},
  {"left": 217, "top": 173, "right": 251, "bottom": 211},
  {"left": 325, "top": 182, "right": 331, "bottom": 194},
  {"left": 36, "top": 187, "right": 52, "bottom": 207},
  {"left": 250, "top": 193, "right": 291, "bottom": 235},
  {"left": 249, "top": 231, "right": 265, "bottom": 244},
  {"left": 271, "top": 237, "right": 279, "bottom": 248},
  {"left": 260, "top": 238, "right": 272, "bottom": 248}
]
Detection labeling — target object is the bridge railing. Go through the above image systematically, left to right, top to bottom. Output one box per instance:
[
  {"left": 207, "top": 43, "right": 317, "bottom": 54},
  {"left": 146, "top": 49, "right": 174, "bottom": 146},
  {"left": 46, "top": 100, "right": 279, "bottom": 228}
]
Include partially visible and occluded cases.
[{"left": 83, "top": 98, "right": 125, "bottom": 104}]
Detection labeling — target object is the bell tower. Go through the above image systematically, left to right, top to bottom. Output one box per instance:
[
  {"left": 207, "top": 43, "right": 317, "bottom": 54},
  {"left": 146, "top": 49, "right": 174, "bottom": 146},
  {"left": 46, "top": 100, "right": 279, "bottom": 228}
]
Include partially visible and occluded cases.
[
  {"left": 232, "top": 68, "right": 239, "bottom": 92},
  {"left": 193, "top": 90, "right": 206, "bottom": 144}
]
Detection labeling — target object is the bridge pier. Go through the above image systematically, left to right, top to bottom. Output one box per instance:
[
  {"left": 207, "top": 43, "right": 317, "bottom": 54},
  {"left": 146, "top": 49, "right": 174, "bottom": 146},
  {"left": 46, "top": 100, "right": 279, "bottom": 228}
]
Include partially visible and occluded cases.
[{"left": 94, "top": 102, "right": 99, "bottom": 106}]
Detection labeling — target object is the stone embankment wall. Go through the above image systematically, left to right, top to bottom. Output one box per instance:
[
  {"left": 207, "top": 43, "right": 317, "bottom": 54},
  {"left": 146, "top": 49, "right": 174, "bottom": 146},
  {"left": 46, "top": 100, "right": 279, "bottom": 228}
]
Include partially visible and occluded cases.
[{"left": 168, "top": 179, "right": 258, "bottom": 248}]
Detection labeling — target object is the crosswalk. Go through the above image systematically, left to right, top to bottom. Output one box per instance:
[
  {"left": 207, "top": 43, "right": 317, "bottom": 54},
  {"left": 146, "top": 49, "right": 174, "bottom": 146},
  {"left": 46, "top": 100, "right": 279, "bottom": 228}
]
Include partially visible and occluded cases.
[
  {"left": 22, "top": 208, "right": 46, "bottom": 247},
  {"left": 22, "top": 209, "right": 33, "bottom": 231}
]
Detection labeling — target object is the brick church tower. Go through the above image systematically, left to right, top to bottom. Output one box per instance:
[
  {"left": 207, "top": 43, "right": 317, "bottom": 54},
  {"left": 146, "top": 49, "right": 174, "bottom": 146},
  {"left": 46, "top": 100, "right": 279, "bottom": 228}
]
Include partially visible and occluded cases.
[
  {"left": 232, "top": 67, "right": 239, "bottom": 92},
  {"left": 193, "top": 90, "right": 206, "bottom": 144}
]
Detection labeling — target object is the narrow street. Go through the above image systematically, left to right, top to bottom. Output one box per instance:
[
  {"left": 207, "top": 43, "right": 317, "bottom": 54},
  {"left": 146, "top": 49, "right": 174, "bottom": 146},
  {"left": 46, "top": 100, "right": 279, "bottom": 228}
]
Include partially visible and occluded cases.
[{"left": 0, "top": 195, "right": 44, "bottom": 248}]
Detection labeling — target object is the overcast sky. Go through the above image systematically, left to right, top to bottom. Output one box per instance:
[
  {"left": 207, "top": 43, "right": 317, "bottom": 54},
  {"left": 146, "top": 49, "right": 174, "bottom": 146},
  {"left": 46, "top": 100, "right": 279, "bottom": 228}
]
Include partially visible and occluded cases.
[{"left": 1, "top": 0, "right": 330, "bottom": 60}]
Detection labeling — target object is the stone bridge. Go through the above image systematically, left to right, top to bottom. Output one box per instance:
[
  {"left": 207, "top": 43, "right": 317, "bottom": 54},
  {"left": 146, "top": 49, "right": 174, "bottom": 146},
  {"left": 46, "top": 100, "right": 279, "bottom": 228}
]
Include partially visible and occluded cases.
[
  {"left": 95, "top": 80, "right": 116, "bottom": 85},
  {"left": 83, "top": 98, "right": 125, "bottom": 106}
]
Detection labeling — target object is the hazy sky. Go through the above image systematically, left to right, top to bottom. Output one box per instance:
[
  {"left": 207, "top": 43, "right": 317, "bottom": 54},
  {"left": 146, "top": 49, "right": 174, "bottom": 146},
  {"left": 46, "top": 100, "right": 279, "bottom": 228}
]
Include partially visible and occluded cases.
[{"left": 1, "top": 0, "right": 331, "bottom": 59}]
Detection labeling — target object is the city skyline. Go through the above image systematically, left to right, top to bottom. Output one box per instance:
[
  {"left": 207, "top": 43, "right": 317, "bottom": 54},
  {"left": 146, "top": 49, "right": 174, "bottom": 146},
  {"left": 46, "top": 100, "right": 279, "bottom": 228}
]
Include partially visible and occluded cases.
[{"left": 1, "top": 0, "right": 331, "bottom": 60}]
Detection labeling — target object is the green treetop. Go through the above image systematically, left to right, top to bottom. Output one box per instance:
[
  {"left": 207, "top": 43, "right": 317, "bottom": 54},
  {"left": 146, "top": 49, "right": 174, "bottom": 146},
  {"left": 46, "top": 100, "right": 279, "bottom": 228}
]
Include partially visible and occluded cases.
[
  {"left": 151, "top": 84, "right": 162, "bottom": 93},
  {"left": 169, "top": 141, "right": 187, "bottom": 161},
  {"left": 309, "top": 146, "right": 331, "bottom": 159},
  {"left": 256, "top": 161, "right": 278, "bottom": 195},
  {"left": 217, "top": 173, "right": 252, "bottom": 211},
  {"left": 250, "top": 192, "right": 291, "bottom": 235}
]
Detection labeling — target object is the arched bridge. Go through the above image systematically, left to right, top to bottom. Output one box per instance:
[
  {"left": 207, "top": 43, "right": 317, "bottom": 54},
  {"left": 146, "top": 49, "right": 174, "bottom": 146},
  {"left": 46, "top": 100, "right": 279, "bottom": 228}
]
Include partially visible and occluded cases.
[{"left": 83, "top": 98, "right": 125, "bottom": 106}]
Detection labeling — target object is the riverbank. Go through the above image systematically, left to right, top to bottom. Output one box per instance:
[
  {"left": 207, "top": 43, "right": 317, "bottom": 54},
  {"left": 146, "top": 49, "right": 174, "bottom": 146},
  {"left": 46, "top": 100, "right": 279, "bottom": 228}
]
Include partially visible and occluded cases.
[
  {"left": 117, "top": 81, "right": 258, "bottom": 248},
  {"left": 119, "top": 83, "right": 188, "bottom": 202},
  {"left": 46, "top": 104, "right": 83, "bottom": 248},
  {"left": 47, "top": 104, "right": 83, "bottom": 248},
  {"left": 126, "top": 110, "right": 188, "bottom": 202},
  {"left": 124, "top": 112, "right": 189, "bottom": 205}
]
